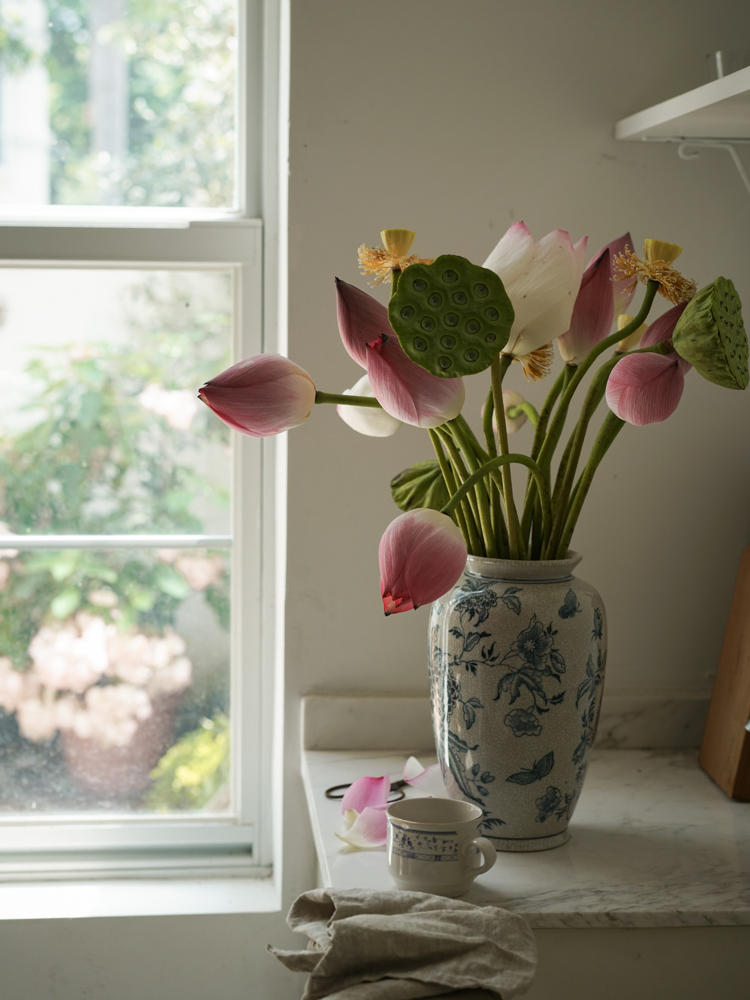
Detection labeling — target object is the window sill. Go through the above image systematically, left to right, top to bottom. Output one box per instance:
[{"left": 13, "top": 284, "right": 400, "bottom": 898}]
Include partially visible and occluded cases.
[
  {"left": 302, "top": 747, "right": 750, "bottom": 930},
  {"left": 0, "top": 872, "right": 279, "bottom": 920}
]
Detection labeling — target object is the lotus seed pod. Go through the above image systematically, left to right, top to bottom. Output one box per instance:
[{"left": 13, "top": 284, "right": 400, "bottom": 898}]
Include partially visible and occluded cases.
[
  {"left": 644, "top": 239, "right": 683, "bottom": 265},
  {"left": 387, "top": 254, "right": 514, "bottom": 378},
  {"left": 672, "top": 277, "right": 749, "bottom": 390}
]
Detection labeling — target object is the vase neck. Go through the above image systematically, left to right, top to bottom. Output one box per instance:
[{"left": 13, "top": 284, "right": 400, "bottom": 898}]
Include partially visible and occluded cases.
[{"left": 465, "top": 552, "right": 582, "bottom": 583}]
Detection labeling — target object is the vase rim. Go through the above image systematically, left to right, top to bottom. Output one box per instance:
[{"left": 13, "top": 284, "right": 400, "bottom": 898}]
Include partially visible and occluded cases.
[{"left": 465, "top": 551, "right": 582, "bottom": 582}]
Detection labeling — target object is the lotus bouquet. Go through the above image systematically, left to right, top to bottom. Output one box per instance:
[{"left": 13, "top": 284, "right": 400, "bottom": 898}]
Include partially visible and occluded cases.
[{"left": 199, "top": 225, "right": 748, "bottom": 613}]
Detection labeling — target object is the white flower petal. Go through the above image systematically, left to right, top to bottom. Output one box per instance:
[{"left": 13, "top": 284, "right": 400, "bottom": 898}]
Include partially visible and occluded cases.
[{"left": 337, "top": 374, "right": 402, "bottom": 437}]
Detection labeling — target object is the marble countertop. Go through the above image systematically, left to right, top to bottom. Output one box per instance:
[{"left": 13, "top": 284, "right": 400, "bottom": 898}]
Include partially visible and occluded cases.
[{"left": 302, "top": 747, "right": 750, "bottom": 929}]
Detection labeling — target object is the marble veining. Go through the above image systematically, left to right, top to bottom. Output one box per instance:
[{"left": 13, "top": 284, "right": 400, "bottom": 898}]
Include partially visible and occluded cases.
[{"left": 302, "top": 747, "right": 750, "bottom": 929}]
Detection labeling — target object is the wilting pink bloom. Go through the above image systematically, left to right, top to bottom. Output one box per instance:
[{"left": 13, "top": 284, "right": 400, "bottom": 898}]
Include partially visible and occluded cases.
[
  {"left": 483, "top": 223, "right": 588, "bottom": 357},
  {"left": 557, "top": 234, "right": 634, "bottom": 365},
  {"left": 336, "top": 279, "right": 465, "bottom": 427},
  {"left": 606, "top": 302, "right": 690, "bottom": 425},
  {"left": 199, "top": 355, "right": 316, "bottom": 438},
  {"left": 337, "top": 373, "right": 403, "bottom": 437},
  {"left": 380, "top": 509, "right": 467, "bottom": 615},
  {"left": 403, "top": 756, "right": 447, "bottom": 796}
]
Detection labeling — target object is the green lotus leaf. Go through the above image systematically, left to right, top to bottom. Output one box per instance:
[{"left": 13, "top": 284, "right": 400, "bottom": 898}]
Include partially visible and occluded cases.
[
  {"left": 388, "top": 254, "right": 513, "bottom": 377},
  {"left": 672, "top": 277, "right": 749, "bottom": 390},
  {"left": 391, "top": 460, "right": 451, "bottom": 514}
]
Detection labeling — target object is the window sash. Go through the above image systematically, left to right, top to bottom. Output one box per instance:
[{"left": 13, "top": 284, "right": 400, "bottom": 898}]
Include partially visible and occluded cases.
[{"left": 0, "top": 228, "right": 264, "bottom": 862}]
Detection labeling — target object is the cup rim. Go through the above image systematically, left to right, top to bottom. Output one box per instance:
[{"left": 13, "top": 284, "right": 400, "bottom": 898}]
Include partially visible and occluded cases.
[{"left": 386, "top": 797, "right": 482, "bottom": 826}]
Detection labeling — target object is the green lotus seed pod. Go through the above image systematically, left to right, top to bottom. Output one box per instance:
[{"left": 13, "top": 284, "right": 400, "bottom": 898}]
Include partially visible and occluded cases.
[
  {"left": 388, "top": 254, "right": 513, "bottom": 377},
  {"left": 672, "top": 277, "right": 748, "bottom": 390}
]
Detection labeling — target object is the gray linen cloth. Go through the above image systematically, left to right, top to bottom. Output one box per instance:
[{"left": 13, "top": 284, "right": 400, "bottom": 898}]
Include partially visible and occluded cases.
[{"left": 268, "top": 888, "right": 537, "bottom": 999}]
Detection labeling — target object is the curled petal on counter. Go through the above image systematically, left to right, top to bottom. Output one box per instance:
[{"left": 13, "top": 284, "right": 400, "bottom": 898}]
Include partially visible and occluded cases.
[
  {"left": 403, "top": 756, "right": 447, "bottom": 797},
  {"left": 335, "top": 774, "right": 390, "bottom": 849}
]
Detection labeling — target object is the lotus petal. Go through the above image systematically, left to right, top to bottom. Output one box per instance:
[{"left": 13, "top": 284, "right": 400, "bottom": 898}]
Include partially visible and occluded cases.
[
  {"left": 558, "top": 248, "right": 615, "bottom": 364},
  {"left": 335, "top": 278, "right": 392, "bottom": 369},
  {"left": 640, "top": 301, "right": 689, "bottom": 348},
  {"left": 366, "top": 336, "right": 465, "bottom": 428},
  {"left": 337, "top": 374, "right": 402, "bottom": 437},
  {"left": 403, "top": 756, "right": 447, "bottom": 797},
  {"left": 340, "top": 774, "right": 390, "bottom": 815},
  {"left": 335, "top": 805, "right": 389, "bottom": 848}
]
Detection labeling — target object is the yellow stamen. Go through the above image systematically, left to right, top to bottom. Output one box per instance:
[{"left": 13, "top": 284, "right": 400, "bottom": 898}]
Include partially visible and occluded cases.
[
  {"left": 380, "top": 229, "right": 415, "bottom": 257},
  {"left": 644, "top": 239, "right": 683, "bottom": 265},
  {"left": 358, "top": 244, "right": 434, "bottom": 286},
  {"left": 613, "top": 246, "right": 696, "bottom": 305},
  {"left": 615, "top": 313, "right": 647, "bottom": 353},
  {"left": 508, "top": 343, "right": 554, "bottom": 382}
]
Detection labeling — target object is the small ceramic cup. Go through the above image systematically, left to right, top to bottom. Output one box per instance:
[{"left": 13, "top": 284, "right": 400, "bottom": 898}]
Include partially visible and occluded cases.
[{"left": 386, "top": 797, "right": 497, "bottom": 897}]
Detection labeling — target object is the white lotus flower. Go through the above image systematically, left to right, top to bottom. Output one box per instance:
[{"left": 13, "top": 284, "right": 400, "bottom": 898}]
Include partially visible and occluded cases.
[
  {"left": 483, "top": 222, "right": 588, "bottom": 360},
  {"left": 336, "top": 373, "right": 403, "bottom": 437}
]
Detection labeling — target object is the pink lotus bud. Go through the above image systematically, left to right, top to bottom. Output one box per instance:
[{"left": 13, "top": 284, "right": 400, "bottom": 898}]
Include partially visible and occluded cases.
[
  {"left": 199, "top": 355, "right": 316, "bottom": 438},
  {"left": 379, "top": 509, "right": 467, "bottom": 615}
]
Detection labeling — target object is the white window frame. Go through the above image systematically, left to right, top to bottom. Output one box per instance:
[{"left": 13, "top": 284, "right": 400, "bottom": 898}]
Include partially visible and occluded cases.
[{"left": 0, "top": 0, "right": 286, "bottom": 879}]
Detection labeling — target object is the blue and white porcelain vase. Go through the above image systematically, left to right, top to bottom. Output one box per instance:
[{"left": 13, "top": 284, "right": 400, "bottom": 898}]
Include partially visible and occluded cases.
[{"left": 429, "top": 552, "right": 606, "bottom": 852}]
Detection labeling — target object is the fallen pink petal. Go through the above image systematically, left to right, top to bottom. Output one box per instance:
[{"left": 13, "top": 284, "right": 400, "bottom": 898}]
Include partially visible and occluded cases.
[
  {"left": 199, "top": 355, "right": 316, "bottom": 438},
  {"left": 380, "top": 509, "right": 468, "bottom": 615},
  {"left": 403, "top": 756, "right": 447, "bottom": 797},
  {"left": 340, "top": 774, "right": 390, "bottom": 815},
  {"left": 335, "top": 805, "right": 389, "bottom": 849}
]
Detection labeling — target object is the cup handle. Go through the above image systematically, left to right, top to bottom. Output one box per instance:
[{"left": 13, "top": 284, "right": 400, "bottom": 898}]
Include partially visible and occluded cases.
[{"left": 461, "top": 836, "right": 497, "bottom": 877}]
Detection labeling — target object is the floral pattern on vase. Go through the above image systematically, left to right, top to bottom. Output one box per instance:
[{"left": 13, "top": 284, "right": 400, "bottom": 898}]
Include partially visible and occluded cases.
[{"left": 429, "top": 552, "right": 606, "bottom": 852}]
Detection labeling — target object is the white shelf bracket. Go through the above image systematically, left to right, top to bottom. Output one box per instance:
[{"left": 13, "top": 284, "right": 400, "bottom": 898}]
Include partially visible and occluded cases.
[{"left": 643, "top": 136, "right": 750, "bottom": 200}]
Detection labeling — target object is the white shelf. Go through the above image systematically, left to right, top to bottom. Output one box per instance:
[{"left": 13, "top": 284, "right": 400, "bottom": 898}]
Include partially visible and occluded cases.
[{"left": 615, "top": 65, "right": 750, "bottom": 141}]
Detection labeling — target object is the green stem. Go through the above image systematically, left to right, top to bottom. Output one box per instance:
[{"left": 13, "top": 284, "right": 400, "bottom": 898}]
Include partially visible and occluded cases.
[
  {"left": 535, "top": 281, "right": 659, "bottom": 480},
  {"left": 491, "top": 354, "right": 523, "bottom": 559},
  {"left": 520, "top": 365, "right": 566, "bottom": 550},
  {"left": 481, "top": 390, "right": 510, "bottom": 557},
  {"left": 315, "top": 391, "right": 381, "bottom": 407},
  {"left": 507, "top": 402, "right": 539, "bottom": 428},
  {"left": 556, "top": 411, "right": 625, "bottom": 556},
  {"left": 449, "top": 418, "right": 498, "bottom": 559},
  {"left": 436, "top": 426, "right": 483, "bottom": 555},
  {"left": 429, "top": 428, "right": 470, "bottom": 549},
  {"left": 441, "top": 453, "right": 552, "bottom": 547}
]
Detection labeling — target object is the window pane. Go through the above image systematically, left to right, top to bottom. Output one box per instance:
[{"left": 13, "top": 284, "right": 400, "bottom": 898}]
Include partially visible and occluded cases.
[
  {"left": 0, "top": 0, "right": 237, "bottom": 208},
  {"left": 0, "top": 267, "right": 231, "bottom": 535},
  {"left": 0, "top": 546, "right": 230, "bottom": 813}
]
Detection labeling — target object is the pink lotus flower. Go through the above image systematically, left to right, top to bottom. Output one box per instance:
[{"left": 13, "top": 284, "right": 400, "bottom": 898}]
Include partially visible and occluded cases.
[
  {"left": 483, "top": 223, "right": 588, "bottom": 357},
  {"left": 558, "top": 234, "right": 635, "bottom": 365},
  {"left": 336, "top": 279, "right": 465, "bottom": 428},
  {"left": 606, "top": 302, "right": 690, "bottom": 426},
  {"left": 199, "top": 355, "right": 316, "bottom": 438},
  {"left": 379, "top": 509, "right": 467, "bottom": 615},
  {"left": 335, "top": 758, "right": 446, "bottom": 849}
]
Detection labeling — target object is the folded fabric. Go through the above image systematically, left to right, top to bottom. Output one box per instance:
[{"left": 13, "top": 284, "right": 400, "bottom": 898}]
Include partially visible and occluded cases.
[{"left": 268, "top": 887, "right": 537, "bottom": 1000}]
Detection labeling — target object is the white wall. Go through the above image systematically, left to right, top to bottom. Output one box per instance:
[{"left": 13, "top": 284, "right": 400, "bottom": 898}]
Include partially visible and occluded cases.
[{"left": 3, "top": 2, "right": 750, "bottom": 997}]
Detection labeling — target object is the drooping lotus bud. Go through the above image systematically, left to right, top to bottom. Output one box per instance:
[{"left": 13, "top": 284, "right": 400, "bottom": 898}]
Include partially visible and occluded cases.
[
  {"left": 672, "top": 277, "right": 749, "bottom": 390},
  {"left": 615, "top": 313, "right": 647, "bottom": 354},
  {"left": 606, "top": 352, "right": 691, "bottom": 426},
  {"left": 199, "top": 355, "right": 316, "bottom": 437},
  {"left": 337, "top": 374, "right": 402, "bottom": 437},
  {"left": 379, "top": 508, "right": 467, "bottom": 615}
]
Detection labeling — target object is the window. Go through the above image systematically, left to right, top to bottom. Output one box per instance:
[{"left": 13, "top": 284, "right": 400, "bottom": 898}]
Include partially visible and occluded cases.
[{"left": 0, "top": 0, "right": 281, "bottom": 878}]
